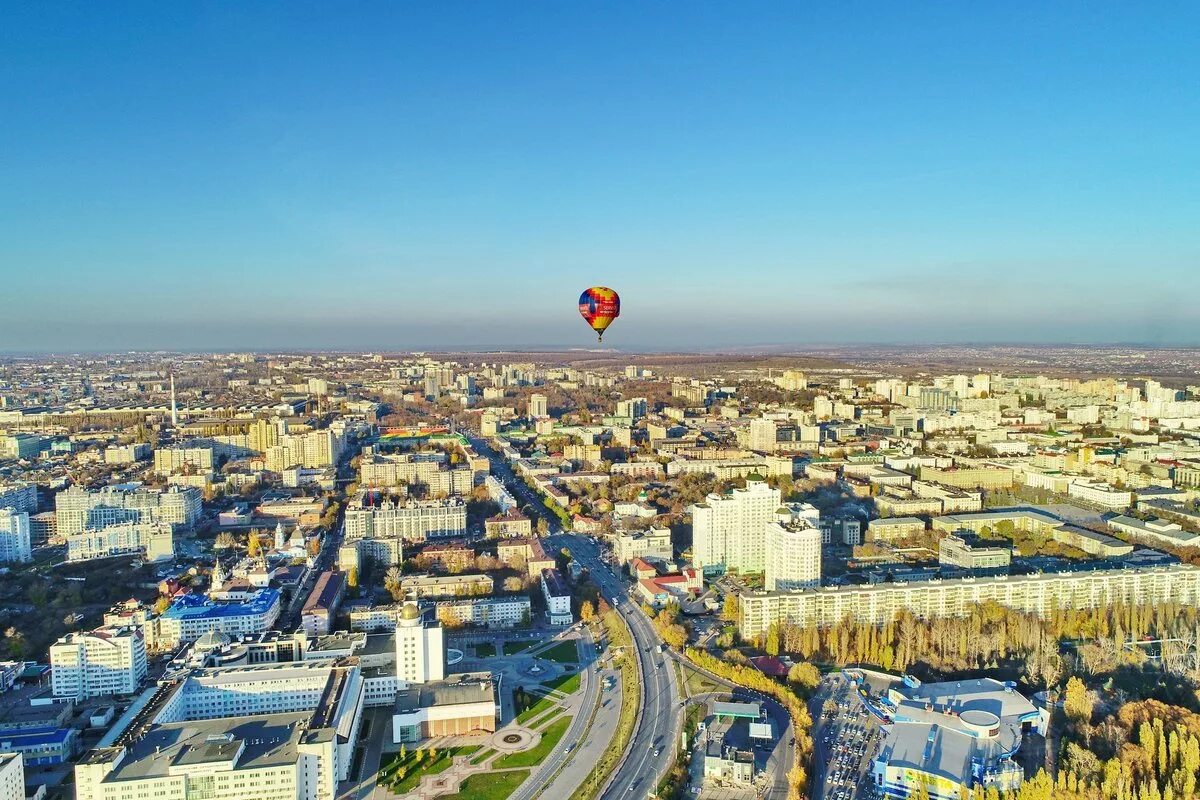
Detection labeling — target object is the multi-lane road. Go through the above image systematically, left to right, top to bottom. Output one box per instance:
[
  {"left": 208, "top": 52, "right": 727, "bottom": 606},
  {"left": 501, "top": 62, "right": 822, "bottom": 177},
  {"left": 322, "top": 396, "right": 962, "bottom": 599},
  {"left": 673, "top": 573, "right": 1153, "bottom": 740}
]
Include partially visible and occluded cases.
[
  {"left": 469, "top": 432, "right": 686, "bottom": 799},
  {"left": 547, "top": 533, "right": 684, "bottom": 800}
]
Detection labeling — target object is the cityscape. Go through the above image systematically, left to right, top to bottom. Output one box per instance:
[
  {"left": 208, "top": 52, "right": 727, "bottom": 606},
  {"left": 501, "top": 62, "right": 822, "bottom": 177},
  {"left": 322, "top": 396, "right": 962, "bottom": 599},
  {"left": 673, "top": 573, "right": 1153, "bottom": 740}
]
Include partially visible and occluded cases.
[
  {"left": 3, "top": 5, "right": 1199, "bottom": 800},
  {"left": 1, "top": 350, "right": 1199, "bottom": 800}
]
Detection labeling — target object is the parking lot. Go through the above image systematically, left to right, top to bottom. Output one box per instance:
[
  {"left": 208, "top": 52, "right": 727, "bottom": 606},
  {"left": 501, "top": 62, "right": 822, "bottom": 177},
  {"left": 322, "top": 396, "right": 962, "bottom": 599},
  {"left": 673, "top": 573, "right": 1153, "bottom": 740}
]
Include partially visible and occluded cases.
[{"left": 812, "top": 678, "right": 884, "bottom": 800}]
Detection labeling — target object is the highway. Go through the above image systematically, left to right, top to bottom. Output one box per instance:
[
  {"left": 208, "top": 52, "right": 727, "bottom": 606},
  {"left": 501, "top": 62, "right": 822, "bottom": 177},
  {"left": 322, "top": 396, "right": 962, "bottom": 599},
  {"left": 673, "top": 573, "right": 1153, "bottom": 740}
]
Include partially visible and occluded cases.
[
  {"left": 467, "top": 431, "right": 685, "bottom": 800},
  {"left": 548, "top": 533, "right": 683, "bottom": 800},
  {"left": 507, "top": 624, "right": 603, "bottom": 800}
]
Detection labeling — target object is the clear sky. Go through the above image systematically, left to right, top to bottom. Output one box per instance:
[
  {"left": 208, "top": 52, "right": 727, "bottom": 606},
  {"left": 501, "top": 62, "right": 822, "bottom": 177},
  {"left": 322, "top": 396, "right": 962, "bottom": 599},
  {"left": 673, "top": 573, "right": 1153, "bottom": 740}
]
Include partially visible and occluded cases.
[{"left": 2, "top": 2, "right": 1197, "bottom": 352}]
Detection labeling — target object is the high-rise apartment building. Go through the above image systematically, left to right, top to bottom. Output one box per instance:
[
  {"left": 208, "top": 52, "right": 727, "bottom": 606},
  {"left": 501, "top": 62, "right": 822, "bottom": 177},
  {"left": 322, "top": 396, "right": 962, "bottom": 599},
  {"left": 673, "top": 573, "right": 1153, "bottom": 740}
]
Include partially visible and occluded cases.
[
  {"left": 528, "top": 393, "right": 548, "bottom": 418},
  {"left": 690, "top": 478, "right": 780, "bottom": 574},
  {"left": 0, "top": 508, "right": 31, "bottom": 563},
  {"left": 764, "top": 520, "right": 822, "bottom": 591},
  {"left": 50, "top": 627, "right": 147, "bottom": 700}
]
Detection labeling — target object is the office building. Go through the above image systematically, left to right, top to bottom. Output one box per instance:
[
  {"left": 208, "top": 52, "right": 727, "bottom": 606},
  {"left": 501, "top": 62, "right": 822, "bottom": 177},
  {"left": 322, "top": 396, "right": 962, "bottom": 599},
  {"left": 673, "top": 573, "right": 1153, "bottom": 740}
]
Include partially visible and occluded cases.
[
  {"left": 690, "top": 478, "right": 780, "bottom": 575},
  {"left": 0, "top": 508, "right": 31, "bottom": 563},
  {"left": 764, "top": 520, "right": 822, "bottom": 591},
  {"left": 613, "top": 527, "right": 672, "bottom": 566},
  {"left": 938, "top": 535, "right": 1011, "bottom": 574},
  {"left": 496, "top": 537, "right": 555, "bottom": 578},
  {"left": 300, "top": 572, "right": 347, "bottom": 636},
  {"left": 157, "top": 590, "right": 282, "bottom": 648},
  {"left": 50, "top": 627, "right": 147, "bottom": 700},
  {"left": 73, "top": 661, "right": 366, "bottom": 800},
  {"left": 393, "top": 674, "right": 497, "bottom": 742}
]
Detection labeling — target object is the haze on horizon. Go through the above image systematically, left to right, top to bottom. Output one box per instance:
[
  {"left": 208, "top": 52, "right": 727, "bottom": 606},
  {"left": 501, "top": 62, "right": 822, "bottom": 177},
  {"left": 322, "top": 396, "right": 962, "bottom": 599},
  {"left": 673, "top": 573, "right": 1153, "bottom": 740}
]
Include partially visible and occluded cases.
[{"left": 2, "top": 3, "right": 1198, "bottom": 353}]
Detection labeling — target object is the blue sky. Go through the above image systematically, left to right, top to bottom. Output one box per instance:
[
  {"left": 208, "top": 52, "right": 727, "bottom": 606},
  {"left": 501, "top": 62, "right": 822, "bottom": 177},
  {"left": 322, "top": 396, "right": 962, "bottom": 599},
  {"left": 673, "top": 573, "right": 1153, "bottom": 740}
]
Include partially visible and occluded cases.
[{"left": 1, "top": 2, "right": 1197, "bottom": 352}]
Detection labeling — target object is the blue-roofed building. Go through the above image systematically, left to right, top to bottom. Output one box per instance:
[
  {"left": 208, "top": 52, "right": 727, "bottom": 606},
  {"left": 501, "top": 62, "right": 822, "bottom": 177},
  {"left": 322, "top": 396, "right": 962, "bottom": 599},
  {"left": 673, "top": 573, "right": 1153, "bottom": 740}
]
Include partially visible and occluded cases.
[
  {"left": 157, "top": 589, "right": 281, "bottom": 648},
  {"left": 0, "top": 725, "right": 80, "bottom": 765}
]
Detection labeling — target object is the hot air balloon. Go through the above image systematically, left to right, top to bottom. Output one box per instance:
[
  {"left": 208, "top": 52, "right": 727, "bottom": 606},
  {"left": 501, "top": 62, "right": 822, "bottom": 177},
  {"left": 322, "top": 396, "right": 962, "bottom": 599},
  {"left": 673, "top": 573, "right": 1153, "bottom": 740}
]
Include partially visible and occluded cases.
[{"left": 578, "top": 286, "right": 620, "bottom": 342}]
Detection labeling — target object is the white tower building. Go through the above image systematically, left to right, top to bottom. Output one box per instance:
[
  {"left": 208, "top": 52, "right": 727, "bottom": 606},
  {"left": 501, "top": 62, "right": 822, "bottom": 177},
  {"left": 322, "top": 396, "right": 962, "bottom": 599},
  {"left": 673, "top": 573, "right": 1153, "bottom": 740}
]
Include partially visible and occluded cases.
[
  {"left": 765, "top": 519, "right": 822, "bottom": 591},
  {"left": 394, "top": 603, "right": 445, "bottom": 684}
]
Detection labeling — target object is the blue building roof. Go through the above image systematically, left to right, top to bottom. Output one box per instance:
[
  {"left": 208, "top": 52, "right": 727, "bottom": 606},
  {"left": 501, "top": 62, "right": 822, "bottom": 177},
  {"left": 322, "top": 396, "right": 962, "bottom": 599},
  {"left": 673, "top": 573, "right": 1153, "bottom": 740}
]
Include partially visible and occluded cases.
[
  {"left": 161, "top": 589, "right": 280, "bottom": 620},
  {"left": 0, "top": 725, "right": 75, "bottom": 747}
]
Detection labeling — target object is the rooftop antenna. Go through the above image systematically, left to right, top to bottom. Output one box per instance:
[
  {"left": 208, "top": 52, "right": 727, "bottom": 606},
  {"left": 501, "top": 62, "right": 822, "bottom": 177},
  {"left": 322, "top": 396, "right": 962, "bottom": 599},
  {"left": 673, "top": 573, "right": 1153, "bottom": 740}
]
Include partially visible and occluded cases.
[{"left": 170, "top": 374, "right": 178, "bottom": 428}]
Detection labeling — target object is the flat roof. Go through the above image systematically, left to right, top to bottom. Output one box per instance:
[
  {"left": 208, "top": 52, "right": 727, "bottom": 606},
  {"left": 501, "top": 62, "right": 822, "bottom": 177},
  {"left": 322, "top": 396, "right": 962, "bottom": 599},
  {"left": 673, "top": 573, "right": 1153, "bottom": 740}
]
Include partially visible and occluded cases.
[
  {"left": 395, "top": 673, "right": 493, "bottom": 713},
  {"left": 712, "top": 701, "right": 761, "bottom": 719},
  {"left": 106, "top": 712, "right": 310, "bottom": 781}
]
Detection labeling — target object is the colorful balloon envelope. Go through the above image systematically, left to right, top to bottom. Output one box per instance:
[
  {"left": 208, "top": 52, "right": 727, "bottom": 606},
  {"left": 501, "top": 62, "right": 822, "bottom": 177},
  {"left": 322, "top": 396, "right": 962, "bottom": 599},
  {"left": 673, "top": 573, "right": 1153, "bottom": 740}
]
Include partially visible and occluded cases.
[{"left": 578, "top": 286, "right": 620, "bottom": 342}]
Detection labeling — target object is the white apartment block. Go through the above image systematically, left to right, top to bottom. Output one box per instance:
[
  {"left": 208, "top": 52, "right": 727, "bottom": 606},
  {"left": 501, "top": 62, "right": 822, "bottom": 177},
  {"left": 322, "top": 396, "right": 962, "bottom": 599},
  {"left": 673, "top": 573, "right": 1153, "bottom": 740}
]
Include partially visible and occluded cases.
[
  {"left": 529, "top": 393, "right": 549, "bottom": 418},
  {"left": 264, "top": 429, "right": 345, "bottom": 472},
  {"left": 104, "top": 442, "right": 151, "bottom": 464},
  {"left": 153, "top": 445, "right": 215, "bottom": 476},
  {"left": 359, "top": 454, "right": 473, "bottom": 495},
  {"left": 690, "top": 478, "right": 780, "bottom": 574},
  {"left": 0, "top": 481, "right": 38, "bottom": 514},
  {"left": 55, "top": 484, "right": 202, "bottom": 536},
  {"left": 343, "top": 496, "right": 467, "bottom": 542},
  {"left": 0, "top": 508, "right": 32, "bottom": 563},
  {"left": 66, "top": 519, "right": 175, "bottom": 562},
  {"left": 764, "top": 521, "right": 822, "bottom": 591},
  {"left": 739, "top": 564, "right": 1200, "bottom": 640},
  {"left": 541, "top": 569, "right": 573, "bottom": 626},
  {"left": 51, "top": 627, "right": 147, "bottom": 700},
  {"left": 0, "top": 754, "right": 23, "bottom": 800}
]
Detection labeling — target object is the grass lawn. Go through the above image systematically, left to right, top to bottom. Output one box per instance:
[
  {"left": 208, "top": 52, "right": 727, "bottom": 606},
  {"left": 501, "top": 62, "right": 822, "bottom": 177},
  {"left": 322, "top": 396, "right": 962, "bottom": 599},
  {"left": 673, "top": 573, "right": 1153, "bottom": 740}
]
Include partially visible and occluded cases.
[
  {"left": 504, "top": 640, "right": 536, "bottom": 655},
  {"left": 538, "top": 640, "right": 579, "bottom": 664},
  {"left": 475, "top": 642, "right": 497, "bottom": 658},
  {"left": 684, "top": 669, "right": 719, "bottom": 697},
  {"left": 540, "top": 671, "right": 582, "bottom": 696},
  {"left": 515, "top": 693, "right": 557, "bottom": 724},
  {"left": 527, "top": 708, "right": 561, "bottom": 729},
  {"left": 533, "top": 710, "right": 565, "bottom": 730},
  {"left": 494, "top": 717, "right": 573, "bottom": 768},
  {"left": 379, "top": 746, "right": 478, "bottom": 794},
  {"left": 468, "top": 749, "right": 494, "bottom": 765},
  {"left": 445, "top": 769, "right": 530, "bottom": 800}
]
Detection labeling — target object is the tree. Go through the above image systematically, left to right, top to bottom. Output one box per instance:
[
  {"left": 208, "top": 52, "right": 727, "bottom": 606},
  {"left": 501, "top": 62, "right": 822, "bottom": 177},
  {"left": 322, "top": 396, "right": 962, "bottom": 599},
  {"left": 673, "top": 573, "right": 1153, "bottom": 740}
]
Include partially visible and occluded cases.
[
  {"left": 536, "top": 517, "right": 550, "bottom": 536},
  {"left": 247, "top": 531, "right": 263, "bottom": 558},
  {"left": 214, "top": 532, "right": 236, "bottom": 550},
  {"left": 385, "top": 566, "right": 404, "bottom": 601},
  {"left": 347, "top": 567, "right": 359, "bottom": 589},
  {"left": 503, "top": 576, "right": 525, "bottom": 592},
  {"left": 721, "top": 593, "right": 740, "bottom": 623},
  {"left": 153, "top": 596, "right": 172, "bottom": 614},
  {"left": 580, "top": 600, "right": 596, "bottom": 623},
  {"left": 3, "top": 628, "right": 26, "bottom": 660},
  {"left": 787, "top": 663, "right": 821, "bottom": 692},
  {"left": 1063, "top": 676, "right": 1094, "bottom": 725}
]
